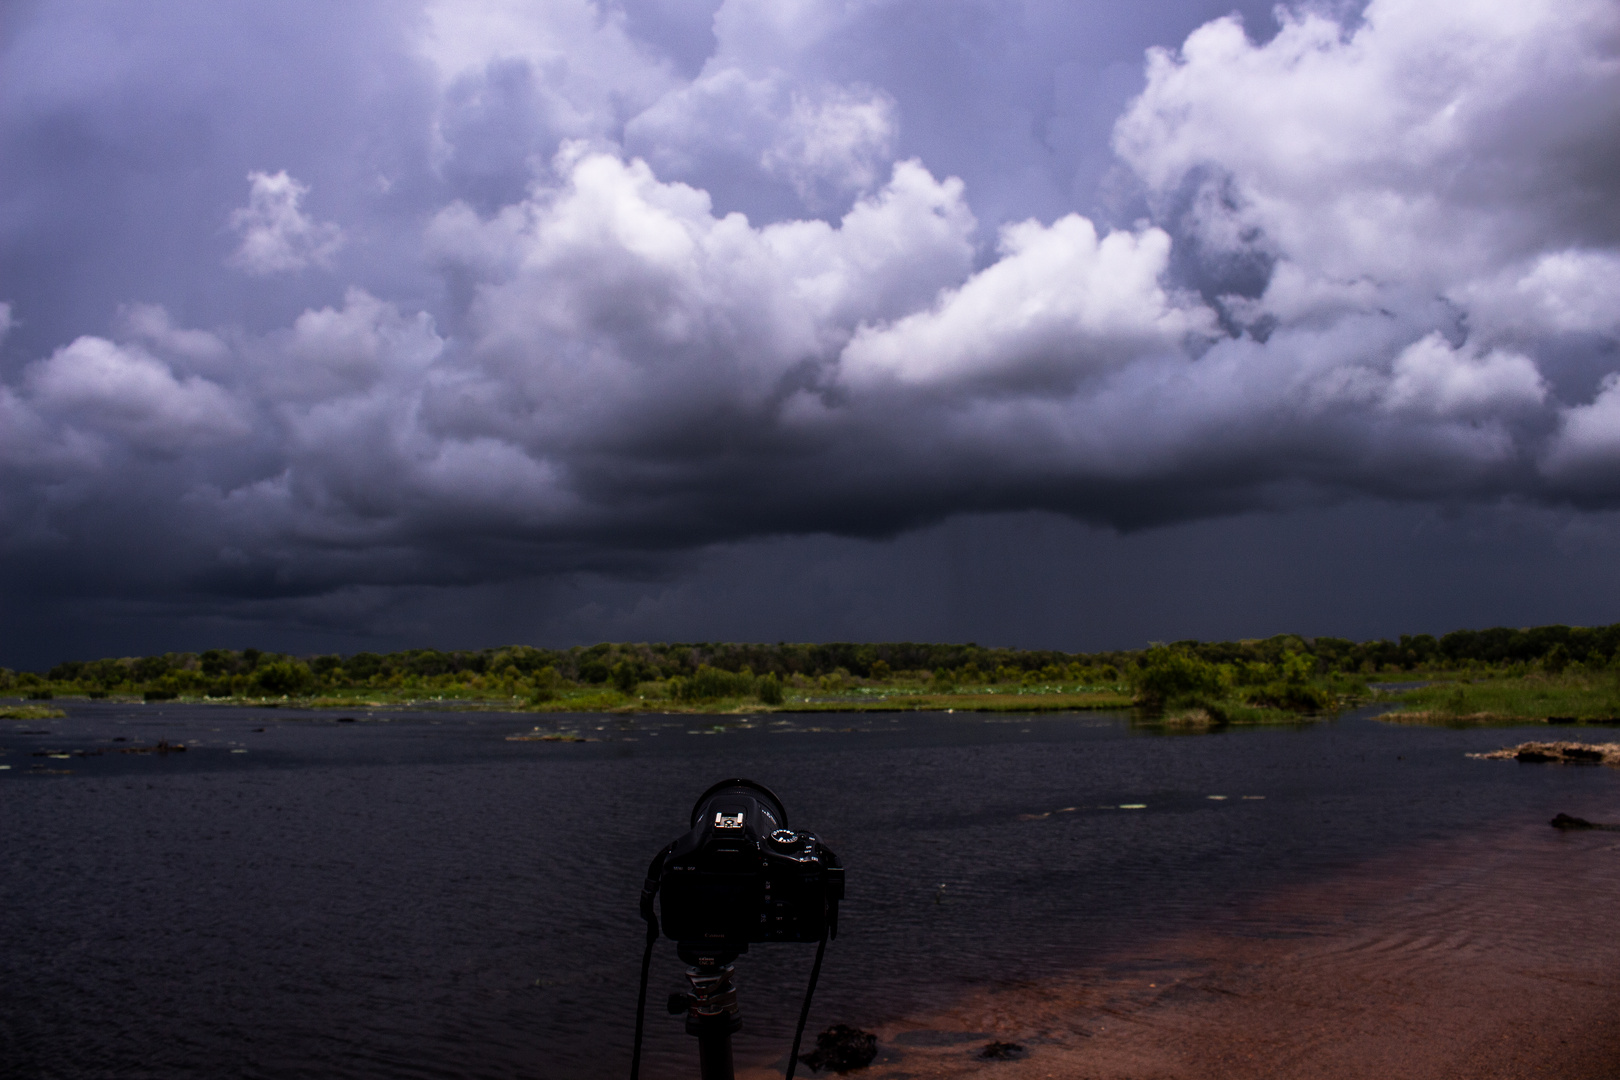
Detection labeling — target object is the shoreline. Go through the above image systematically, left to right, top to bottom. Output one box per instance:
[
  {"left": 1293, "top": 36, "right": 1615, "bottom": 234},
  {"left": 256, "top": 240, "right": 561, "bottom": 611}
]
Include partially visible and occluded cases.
[
  {"left": 0, "top": 690, "right": 1135, "bottom": 715},
  {"left": 730, "top": 818, "right": 1620, "bottom": 1080}
]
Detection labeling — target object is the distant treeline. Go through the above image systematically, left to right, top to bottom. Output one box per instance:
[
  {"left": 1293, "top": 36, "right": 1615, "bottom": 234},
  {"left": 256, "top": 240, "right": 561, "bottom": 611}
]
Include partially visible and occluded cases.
[{"left": 1, "top": 624, "right": 1616, "bottom": 699}]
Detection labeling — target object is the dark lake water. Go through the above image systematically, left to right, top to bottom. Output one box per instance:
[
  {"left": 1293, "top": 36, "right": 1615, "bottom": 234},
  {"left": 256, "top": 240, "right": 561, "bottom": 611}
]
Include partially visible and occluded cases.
[{"left": 3, "top": 702, "right": 1617, "bottom": 1079}]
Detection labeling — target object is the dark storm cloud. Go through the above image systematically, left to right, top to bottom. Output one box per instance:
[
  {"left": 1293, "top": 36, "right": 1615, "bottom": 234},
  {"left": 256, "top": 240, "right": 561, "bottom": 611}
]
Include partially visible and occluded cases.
[{"left": 1, "top": 0, "right": 1619, "bottom": 642}]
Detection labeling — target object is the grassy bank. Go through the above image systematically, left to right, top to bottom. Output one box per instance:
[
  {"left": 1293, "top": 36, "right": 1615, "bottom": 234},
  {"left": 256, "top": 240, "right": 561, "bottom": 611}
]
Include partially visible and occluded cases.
[
  {"left": 36, "top": 630, "right": 1620, "bottom": 728},
  {"left": 0, "top": 634, "right": 1382, "bottom": 721},
  {"left": 1381, "top": 669, "right": 1620, "bottom": 725},
  {"left": 2, "top": 682, "right": 1136, "bottom": 715},
  {"left": 0, "top": 704, "right": 65, "bottom": 720}
]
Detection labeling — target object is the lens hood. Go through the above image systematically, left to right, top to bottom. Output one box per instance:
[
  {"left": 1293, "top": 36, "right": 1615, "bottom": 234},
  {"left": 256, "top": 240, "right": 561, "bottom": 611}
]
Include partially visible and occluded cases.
[{"left": 688, "top": 778, "right": 788, "bottom": 827}]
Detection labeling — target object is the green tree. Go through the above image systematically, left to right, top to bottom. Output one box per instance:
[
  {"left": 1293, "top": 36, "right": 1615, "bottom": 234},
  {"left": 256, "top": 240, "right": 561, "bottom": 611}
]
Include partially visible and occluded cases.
[
  {"left": 1129, "top": 647, "right": 1226, "bottom": 706},
  {"left": 1280, "top": 651, "right": 1316, "bottom": 684},
  {"left": 251, "top": 661, "right": 314, "bottom": 697},
  {"left": 530, "top": 665, "right": 562, "bottom": 703},
  {"left": 681, "top": 665, "right": 755, "bottom": 701},
  {"left": 757, "top": 672, "right": 784, "bottom": 705}
]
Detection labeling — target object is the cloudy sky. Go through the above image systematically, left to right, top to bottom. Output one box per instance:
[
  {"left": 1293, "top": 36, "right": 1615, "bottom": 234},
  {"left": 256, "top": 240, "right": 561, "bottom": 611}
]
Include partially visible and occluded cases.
[{"left": 2, "top": 0, "right": 1619, "bottom": 667}]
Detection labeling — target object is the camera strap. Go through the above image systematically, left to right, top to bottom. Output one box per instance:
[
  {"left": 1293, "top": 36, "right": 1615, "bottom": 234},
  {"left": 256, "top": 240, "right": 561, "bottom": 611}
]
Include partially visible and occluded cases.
[
  {"left": 629, "top": 848, "right": 668, "bottom": 1080},
  {"left": 783, "top": 925, "right": 828, "bottom": 1080}
]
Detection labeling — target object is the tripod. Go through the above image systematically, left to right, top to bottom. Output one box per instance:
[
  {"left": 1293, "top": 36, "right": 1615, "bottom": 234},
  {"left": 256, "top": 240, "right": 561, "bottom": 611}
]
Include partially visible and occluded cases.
[
  {"left": 632, "top": 931, "right": 827, "bottom": 1080},
  {"left": 668, "top": 946, "right": 742, "bottom": 1080}
]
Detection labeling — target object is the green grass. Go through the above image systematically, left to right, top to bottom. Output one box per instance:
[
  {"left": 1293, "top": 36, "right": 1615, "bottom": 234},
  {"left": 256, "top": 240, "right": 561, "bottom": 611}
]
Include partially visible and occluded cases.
[
  {"left": 9, "top": 671, "right": 1350, "bottom": 721},
  {"left": 1383, "top": 671, "right": 1620, "bottom": 724},
  {"left": 12, "top": 682, "right": 1137, "bottom": 715},
  {"left": 521, "top": 684, "right": 1135, "bottom": 714},
  {"left": 775, "top": 689, "right": 1134, "bottom": 713},
  {"left": 1148, "top": 698, "right": 1334, "bottom": 731},
  {"left": 0, "top": 704, "right": 66, "bottom": 720}
]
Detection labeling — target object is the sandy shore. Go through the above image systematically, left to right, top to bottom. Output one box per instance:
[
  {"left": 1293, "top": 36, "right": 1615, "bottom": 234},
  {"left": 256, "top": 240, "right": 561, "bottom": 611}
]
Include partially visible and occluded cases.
[{"left": 738, "top": 817, "right": 1620, "bottom": 1080}]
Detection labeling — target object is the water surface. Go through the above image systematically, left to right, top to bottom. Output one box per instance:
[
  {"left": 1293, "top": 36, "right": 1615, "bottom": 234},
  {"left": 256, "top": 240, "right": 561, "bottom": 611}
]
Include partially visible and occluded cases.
[{"left": 2, "top": 702, "right": 1615, "bottom": 1078}]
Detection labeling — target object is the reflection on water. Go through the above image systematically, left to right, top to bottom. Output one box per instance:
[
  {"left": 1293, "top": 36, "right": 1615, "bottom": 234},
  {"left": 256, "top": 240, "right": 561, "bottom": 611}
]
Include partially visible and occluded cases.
[{"left": 2, "top": 703, "right": 1617, "bottom": 1078}]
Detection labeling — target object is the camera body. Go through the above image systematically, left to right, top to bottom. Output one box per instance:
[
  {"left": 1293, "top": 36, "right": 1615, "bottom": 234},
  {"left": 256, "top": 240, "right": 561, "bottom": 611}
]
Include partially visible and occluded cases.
[{"left": 651, "top": 779, "right": 843, "bottom": 948}]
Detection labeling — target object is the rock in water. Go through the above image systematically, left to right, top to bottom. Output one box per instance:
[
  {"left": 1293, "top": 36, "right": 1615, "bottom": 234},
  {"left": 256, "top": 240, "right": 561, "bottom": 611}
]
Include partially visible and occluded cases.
[
  {"left": 1472, "top": 741, "right": 1620, "bottom": 765},
  {"left": 1551, "top": 813, "right": 1597, "bottom": 830},
  {"left": 799, "top": 1024, "right": 878, "bottom": 1073},
  {"left": 979, "top": 1040, "right": 1027, "bottom": 1060}
]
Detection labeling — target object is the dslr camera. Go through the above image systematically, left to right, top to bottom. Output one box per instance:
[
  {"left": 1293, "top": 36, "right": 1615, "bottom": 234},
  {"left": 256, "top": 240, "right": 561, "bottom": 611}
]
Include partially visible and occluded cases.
[{"left": 644, "top": 779, "right": 843, "bottom": 948}]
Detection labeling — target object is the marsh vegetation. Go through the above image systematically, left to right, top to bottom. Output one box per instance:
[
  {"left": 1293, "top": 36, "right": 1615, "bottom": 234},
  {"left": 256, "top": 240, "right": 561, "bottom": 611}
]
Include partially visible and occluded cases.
[
  {"left": 8, "top": 623, "right": 1620, "bottom": 725},
  {"left": 0, "top": 636, "right": 1336, "bottom": 719},
  {"left": 1381, "top": 668, "right": 1620, "bottom": 725},
  {"left": 0, "top": 704, "right": 65, "bottom": 720}
]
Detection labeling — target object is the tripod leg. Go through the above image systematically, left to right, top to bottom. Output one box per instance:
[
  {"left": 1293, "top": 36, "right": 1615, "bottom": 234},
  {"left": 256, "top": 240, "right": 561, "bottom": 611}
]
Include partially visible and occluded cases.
[{"left": 695, "top": 1025, "right": 735, "bottom": 1080}]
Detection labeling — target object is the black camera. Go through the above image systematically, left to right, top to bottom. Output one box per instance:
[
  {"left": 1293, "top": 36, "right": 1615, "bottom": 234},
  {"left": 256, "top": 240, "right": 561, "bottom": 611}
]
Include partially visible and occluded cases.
[{"left": 644, "top": 779, "right": 843, "bottom": 948}]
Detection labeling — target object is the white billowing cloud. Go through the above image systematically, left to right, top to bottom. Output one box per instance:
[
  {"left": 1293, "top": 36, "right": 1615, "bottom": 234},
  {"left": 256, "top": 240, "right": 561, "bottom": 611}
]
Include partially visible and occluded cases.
[
  {"left": 419, "top": 0, "right": 676, "bottom": 173},
  {"left": 622, "top": 0, "right": 898, "bottom": 209},
  {"left": 706, "top": 0, "right": 874, "bottom": 72},
  {"left": 1091, "top": 0, "right": 1620, "bottom": 504},
  {"left": 1114, "top": 0, "right": 1620, "bottom": 319},
  {"left": 624, "top": 67, "right": 783, "bottom": 180},
  {"left": 626, "top": 70, "right": 898, "bottom": 207},
  {"left": 760, "top": 85, "right": 897, "bottom": 201},
  {"left": 158, "top": 148, "right": 981, "bottom": 569},
  {"left": 428, "top": 148, "right": 976, "bottom": 432},
  {"left": 227, "top": 171, "right": 344, "bottom": 275},
  {"left": 841, "top": 216, "right": 1209, "bottom": 391},
  {"left": 1457, "top": 250, "right": 1620, "bottom": 338},
  {"left": 275, "top": 288, "right": 445, "bottom": 401},
  {"left": 116, "top": 304, "right": 230, "bottom": 367},
  {"left": 1382, "top": 333, "right": 1546, "bottom": 419},
  {"left": 25, "top": 335, "right": 248, "bottom": 454}
]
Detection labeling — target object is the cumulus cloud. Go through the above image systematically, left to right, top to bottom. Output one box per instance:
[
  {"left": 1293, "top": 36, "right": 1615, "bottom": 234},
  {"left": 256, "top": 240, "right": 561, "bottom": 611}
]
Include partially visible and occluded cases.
[
  {"left": 3, "top": 0, "right": 1620, "bottom": 616},
  {"left": 418, "top": 0, "right": 677, "bottom": 197},
  {"left": 621, "top": 0, "right": 903, "bottom": 214},
  {"left": 1113, "top": 0, "right": 1620, "bottom": 321},
  {"left": 626, "top": 72, "right": 897, "bottom": 210},
  {"left": 759, "top": 85, "right": 897, "bottom": 202},
  {"left": 427, "top": 148, "right": 976, "bottom": 412},
  {"left": 227, "top": 171, "right": 344, "bottom": 275},
  {"left": 840, "top": 216, "right": 1208, "bottom": 391},
  {"left": 1457, "top": 250, "right": 1620, "bottom": 338},
  {"left": 116, "top": 304, "right": 230, "bottom": 367},
  {"left": 1382, "top": 334, "right": 1546, "bottom": 420},
  {"left": 25, "top": 336, "right": 249, "bottom": 455}
]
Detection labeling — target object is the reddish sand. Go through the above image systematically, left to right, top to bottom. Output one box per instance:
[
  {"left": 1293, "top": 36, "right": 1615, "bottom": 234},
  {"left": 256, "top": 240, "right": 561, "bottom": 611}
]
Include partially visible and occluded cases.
[{"left": 738, "top": 820, "right": 1620, "bottom": 1080}]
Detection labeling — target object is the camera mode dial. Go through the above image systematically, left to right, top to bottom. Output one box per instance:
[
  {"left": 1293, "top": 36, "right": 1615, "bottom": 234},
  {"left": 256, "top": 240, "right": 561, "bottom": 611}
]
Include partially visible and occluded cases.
[{"left": 769, "top": 828, "right": 801, "bottom": 849}]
